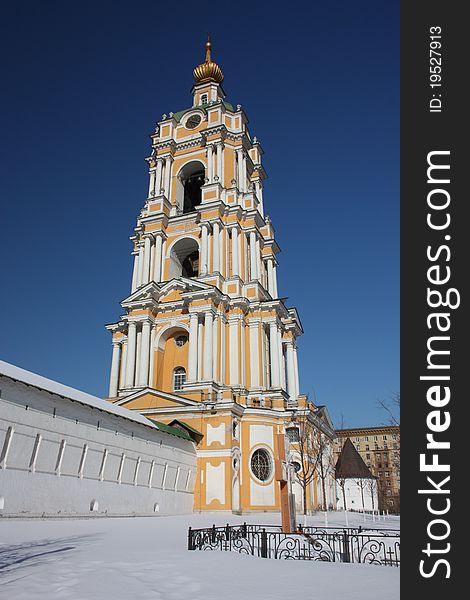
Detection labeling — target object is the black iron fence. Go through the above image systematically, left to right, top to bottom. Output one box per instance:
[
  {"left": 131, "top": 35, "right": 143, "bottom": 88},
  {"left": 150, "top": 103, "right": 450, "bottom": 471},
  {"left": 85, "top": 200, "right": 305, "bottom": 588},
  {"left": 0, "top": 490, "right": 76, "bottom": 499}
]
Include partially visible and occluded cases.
[{"left": 188, "top": 523, "right": 400, "bottom": 567}]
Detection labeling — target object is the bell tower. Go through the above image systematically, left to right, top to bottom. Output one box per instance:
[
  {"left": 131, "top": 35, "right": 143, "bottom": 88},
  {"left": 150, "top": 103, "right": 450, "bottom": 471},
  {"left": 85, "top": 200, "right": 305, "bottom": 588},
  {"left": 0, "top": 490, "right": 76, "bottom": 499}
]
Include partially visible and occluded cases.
[{"left": 103, "top": 37, "right": 329, "bottom": 514}]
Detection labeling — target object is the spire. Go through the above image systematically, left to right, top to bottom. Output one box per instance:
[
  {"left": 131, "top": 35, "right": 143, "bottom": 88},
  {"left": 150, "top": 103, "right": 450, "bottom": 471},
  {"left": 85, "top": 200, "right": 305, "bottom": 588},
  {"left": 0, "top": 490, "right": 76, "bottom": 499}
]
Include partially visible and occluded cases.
[{"left": 193, "top": 34, "right": 224, "bottom": 84}]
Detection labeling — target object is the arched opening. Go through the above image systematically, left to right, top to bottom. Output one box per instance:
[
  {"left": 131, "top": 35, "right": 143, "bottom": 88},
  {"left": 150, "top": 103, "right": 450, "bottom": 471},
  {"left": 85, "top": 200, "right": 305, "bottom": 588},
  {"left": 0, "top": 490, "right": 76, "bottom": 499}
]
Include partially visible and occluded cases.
[
  {"left": 176, "top": 161, "right": 205, "bottom": 214},
  {"left": 169, "top": 237, "right": 199, "bottom": 279},
  {"left": 155, "top": 326, "right": 190, "bottom": 393}
]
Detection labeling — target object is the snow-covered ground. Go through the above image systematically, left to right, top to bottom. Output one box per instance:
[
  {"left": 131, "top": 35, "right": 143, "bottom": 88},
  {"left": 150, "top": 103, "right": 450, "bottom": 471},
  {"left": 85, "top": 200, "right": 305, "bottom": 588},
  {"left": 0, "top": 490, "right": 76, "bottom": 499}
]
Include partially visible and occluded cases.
[{"left": 0, "top": 512, "right": 399, "bottom": 600}]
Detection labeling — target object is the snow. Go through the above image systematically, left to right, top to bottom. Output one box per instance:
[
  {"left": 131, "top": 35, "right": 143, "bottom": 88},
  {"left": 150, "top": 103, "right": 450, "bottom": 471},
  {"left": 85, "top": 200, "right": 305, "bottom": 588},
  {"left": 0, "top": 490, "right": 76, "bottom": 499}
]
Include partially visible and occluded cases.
[
  {"left": 0, "top": 360, "right": 159, "bottom": 432},
  {"left": 0, "top": 512, "right": 399, "bottom": 600}
]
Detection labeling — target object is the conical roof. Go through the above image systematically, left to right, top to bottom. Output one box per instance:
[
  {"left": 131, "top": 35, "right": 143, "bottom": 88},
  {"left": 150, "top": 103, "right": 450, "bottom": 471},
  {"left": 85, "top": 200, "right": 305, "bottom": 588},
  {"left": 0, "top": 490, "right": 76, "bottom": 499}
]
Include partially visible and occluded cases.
[{"left": 335, "top": 438, "right": 375, "bottom": 479}]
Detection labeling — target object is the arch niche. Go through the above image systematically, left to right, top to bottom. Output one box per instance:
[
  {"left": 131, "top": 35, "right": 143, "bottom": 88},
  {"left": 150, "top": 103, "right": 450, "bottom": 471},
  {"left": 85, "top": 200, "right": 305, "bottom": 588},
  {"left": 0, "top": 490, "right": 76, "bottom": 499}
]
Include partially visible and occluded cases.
[
  {"left": 175, "top": 160, "right": 205, "bottom": 215},
  {"left": 168, "top": 237, "right": 199, "bottom": 279},
  {"left": 154, "top": 326, "right": 190, "bottom": 393}
]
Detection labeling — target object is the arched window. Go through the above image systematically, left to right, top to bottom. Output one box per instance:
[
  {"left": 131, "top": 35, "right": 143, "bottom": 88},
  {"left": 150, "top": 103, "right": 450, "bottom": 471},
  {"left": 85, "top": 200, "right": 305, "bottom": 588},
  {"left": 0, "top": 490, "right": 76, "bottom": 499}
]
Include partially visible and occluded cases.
[
  {"left": 201, "top": 94, "right": 208, "bottom": 105},
  {"left": 176, "top": 162, "right": 205, "bottom": 215},
  {"left": 169, "top": 238, "right": 199, "bottom": 279},
  {"left": 173, "top": 367, "right": 186, "bottom": 391}
]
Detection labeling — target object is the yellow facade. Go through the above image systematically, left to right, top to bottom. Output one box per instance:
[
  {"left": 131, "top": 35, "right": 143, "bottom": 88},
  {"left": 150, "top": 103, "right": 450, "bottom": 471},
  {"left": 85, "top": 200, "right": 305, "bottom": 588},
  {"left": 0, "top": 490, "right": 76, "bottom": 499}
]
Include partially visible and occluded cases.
[{"left": 105, "top": 40, "right": 336, "bottom": 514}]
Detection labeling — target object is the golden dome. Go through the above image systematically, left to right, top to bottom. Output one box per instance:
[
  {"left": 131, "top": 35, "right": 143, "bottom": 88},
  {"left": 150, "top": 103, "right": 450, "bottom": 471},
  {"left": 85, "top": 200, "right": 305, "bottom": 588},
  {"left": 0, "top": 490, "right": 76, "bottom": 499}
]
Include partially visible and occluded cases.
[{"left": 193, "top": 34, "right": 224, "bottom": 84}]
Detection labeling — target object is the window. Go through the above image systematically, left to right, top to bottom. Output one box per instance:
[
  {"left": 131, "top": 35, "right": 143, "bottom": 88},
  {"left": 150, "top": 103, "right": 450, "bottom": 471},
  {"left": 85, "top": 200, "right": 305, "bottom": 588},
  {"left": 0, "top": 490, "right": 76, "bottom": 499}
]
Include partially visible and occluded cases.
[
  {"left": 201, "top": 94, "right": 208, "bottom": 105},
  {"left": 175, "top": 335, "right": 188, "bottom": 347},
  {"left": 173, "top": 367, "right": 186, "bottom": 391},
  {"left": 286, "top": 427, "right": 300, "bottom": 444},
  {"left": 383, "top": 435, "right": 387, "bottom": 440},
  {"left": 364, "top": 436, "right": 369, "bottom": 442},
  {"left": 374, "top": 436, "right": 378, "bottom": 441},
  {"left": 356, "top": 437, "right": 360, "bottom": 442},
  {"left": 365, "top": 445, "right": 370, "bottom": 451},
  {"left": 250, "top": 448, "right": 272, "bottom": 482},
  {"left": 366, "top": 453, "right": 370, "bottom": 460}
]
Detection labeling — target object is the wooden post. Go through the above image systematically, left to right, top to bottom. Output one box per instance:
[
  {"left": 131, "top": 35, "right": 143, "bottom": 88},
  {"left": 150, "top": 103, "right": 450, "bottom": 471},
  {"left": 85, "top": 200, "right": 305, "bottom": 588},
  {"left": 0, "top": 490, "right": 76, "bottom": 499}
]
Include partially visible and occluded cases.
[{"left": 275, "top": 433, "right": 293, "bottom": 533}]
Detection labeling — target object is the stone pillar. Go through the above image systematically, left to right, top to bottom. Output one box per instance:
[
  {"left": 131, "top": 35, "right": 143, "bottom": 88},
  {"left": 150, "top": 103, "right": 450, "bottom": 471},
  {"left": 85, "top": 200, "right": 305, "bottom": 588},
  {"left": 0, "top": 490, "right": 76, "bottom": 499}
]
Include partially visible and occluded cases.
[
  {"left": 216, "top": 143, "right": 223, "bottom": 183},
  {"left": 207, "top": 145, "right": 214, "bottom": 183},
  {"left": 237, "top": 149, "right": 244, "bottom": 191},
  {"left": 242, "top": 153, "right": 247, "bottom": 192},
  {"left": 164, "top": 156, "right": 172, "bottom": 198},
  {"left": 155, "top": 159, "right": 163, "bottom": 195},
  {"left": 148, "top": 168, "right": 156, "bottom": 198},
  {"left": 255, "top": 181, "right": 264, "bottom": 217},
  {"left": 212, "top": 221, "right": 220, "bottom": 273},
  {"left": 200, "top": 223, "right": 210, "bottom": 275},
  {"left": 231, "top": 226, "right": 240, "bottom": 277},
  {"left": 249, "top": 231, "right": 258, "bottom": 280},
  {"left": 153, "top": 233, "right": 164, "bottom": 282},
  {"left": 143, "top": 235, "right": 153, "bottom": 285},
  {"left": 255, "top": 237, "right": 262, "bottom": 283},
  {"left": 137, "top": 244, "right": 145, "bottom": 288},
  {"left": 131, "top": 252, "right": 139, "bottom": 292},
  {"left": 267, "top": 258, "right": 275, "bottom": 296},
  {"left": 272, "top": 262, "right": 278, "bottom": 298},
  {"left": 203, "top": 312, "right": 213, "bottom": 381},
  {"left": 188, "top": 313, "right": 199, "bottom": 382},
  {"left": 212, "top": 314, "right": 219, "bottom": 381},
  {"left": 229, "top": 318, "right": 239, "bottom": 385},
  {"left": 138, "top": 321, "right": 151, "bottom": 387},
  {"left": 269, "top": 321, "right": 280, "bottom": 388},
  {"left": 125, "top": 322, "right": 137, "bottom": 388},
  {"left": 249, "top": 322, "right": 260, "bottom": 388},
  {"left": 148, "top": 326, "right": 156, "bottom": 387},
  {"left": 120, "top": 340, "right": 127, "bottom": 389},
  {"left": 109, "top": 341, "right": 121, "bottom": 397},
  {"left": 286, "top": 342, "right": 296, "bottom": 399},
  {"left": 293, "top": 345, "right": 300, "bottom": 398}
]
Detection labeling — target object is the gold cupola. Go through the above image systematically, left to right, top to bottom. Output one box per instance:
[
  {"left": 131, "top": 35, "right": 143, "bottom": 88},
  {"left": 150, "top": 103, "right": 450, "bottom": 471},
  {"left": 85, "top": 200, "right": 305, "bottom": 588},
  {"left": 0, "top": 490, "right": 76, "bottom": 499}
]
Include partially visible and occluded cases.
[{"left": 193, "top": 34, "right": 224, "bottom": 84}]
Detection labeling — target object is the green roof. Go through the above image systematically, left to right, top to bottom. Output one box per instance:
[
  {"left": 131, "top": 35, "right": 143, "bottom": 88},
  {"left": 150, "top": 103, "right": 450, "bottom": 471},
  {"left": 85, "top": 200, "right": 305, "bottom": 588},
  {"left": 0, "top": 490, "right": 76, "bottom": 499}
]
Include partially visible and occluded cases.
[
  {"left": 171, "top": 100, "right": 234, "bottom": 123},
  {"left": 146, "top": 418, "right": 194, "bottom": 442}
]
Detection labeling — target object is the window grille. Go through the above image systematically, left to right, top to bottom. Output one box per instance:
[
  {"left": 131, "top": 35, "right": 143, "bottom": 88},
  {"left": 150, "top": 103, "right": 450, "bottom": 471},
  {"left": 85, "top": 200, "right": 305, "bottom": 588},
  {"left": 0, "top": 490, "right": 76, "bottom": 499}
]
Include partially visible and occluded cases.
[{"left": 173, "top": 367, "right": 186, "bottom": 391}]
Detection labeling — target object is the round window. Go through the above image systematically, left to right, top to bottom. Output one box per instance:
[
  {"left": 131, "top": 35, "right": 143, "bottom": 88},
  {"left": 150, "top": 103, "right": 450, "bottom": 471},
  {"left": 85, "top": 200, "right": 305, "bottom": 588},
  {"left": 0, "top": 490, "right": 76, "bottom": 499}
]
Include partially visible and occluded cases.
[
  {"left": 186, "top": 114, "right": 201, "bottom": 129},
  {"left": 175, "top": 335, "right": 188, "bottom": 347},
  {"left": 250, "top": 448, "right": 272, "bottom": 483}
]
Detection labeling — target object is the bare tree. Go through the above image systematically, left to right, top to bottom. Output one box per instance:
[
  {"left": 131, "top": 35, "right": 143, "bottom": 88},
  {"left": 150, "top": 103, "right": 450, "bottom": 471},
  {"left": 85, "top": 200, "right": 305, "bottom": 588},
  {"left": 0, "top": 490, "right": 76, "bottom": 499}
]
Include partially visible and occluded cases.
[
  {"left": 377, "top": 392, "right": 400, "bottom": 426},
  {"left": 290, "top": 415, "right": 322, "bottom": 516},
  {"left": 315, "top": 435, "right": 336, "bottom": 511},
  {"left": 336, "top": 475, "right": 348, "bottom": 511},
  {"left": 365, "top": 477, "right": 378, "bottom": 511},
  {"left": 355, "top": 478, "right": 367, "bottom": 512}
]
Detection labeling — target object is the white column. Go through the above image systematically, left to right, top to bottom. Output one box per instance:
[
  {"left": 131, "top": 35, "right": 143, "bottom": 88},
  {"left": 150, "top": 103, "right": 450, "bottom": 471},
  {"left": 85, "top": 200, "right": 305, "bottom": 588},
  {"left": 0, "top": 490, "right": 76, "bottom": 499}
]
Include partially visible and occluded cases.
[
  {"left": 216, "top": 143, "right": 223, "bottom": 183},
  {"left": 207, "top": 145, "right": 214, "bottom": 183},
  {"left": 237, "top": 150, "right": 244, "bottom": 191},
  {"left": 242, "top": 153, "right": 247, "bottom": 192},
  {"left": 164, "top": 156, "right": 172, "bottom": 197},
  {"left": 155, "top": 159, "right": 163, "bottom": 195},
  {"left": 148, "top": 168, "right": 156, "bottom": 198},
  {"left": 255, "top": 181, "right": 264, "bottom": 216},
  {"left": 212, "top": 221, "right": 220, "bottom": 273},
  {"left": 200, "top": 223, "right": 210, "bottom": 275},
  {"left": 231, "top": 226, "right": 240, "bottom": 277},
  {"left": 249, "top": 231, "right": 258, "bottom": 280},
  {"left": 153, "top": 233, "right": 164, "bottom": 282},
  {"left": 143, "top": 235, "right": 152, "bottom": 285},
  {"left": 255, "top": 237, "right": 262, "bottom": 283},
  {"left": 137, "top": 244, "right": 145, "bottom": 288},
  {"left": 131, "top": 252, "right": 139, "bottom": 292},
  {"left": 267, "top": 258, "right": 275, "bottom": 296},
  {"left": 272, "top": 262, "right": 278, "bottom": 297},
  {"left": 203, "top": 312, "right": 213, "bottom": 380},
  {"left": 188, "top": 313, "right": 199, "bottom": 382},
  {"left": 212, "top": 314, "right": 219, "bottom": 381},
  {"left": 220, "top": 317, "right": 226, "bottom": 385},
  {"left": 229, "top": 318, "right": 239, "bottom": 385},
  {"left": 138, "top": 321, "right": 151, "bottom": 387},
  {"left": 197, "top": 321, "right": 203, "bottom": 381},
  {"left": 269, "top": 321, "right": 280, "bottom": 388},
  {"left": 125, "top": 322, "right": 137, "bottom": 387},
  {"left": 249, "top": 323, "right": 260, "bottom": 388},
  {"left": 148, "top": 326, "right": 156, "bottom": 387},
  {"left": 135, "top": 328, "right": 142, "bottom": 383},
  {"left": 278, "top": 332, "right": 286, "bottom": 390},
  {"left": 120, "top": 340, "right": 127, "bottom": 389},
  {"left": 109, "top": 342, "right": 121, "bottom": 397},
  {"left": 286, "top": 342, "right": 296, "bottom": 399},
  {"left": 293, "top": 345, "right": 300, "bottom": 398}
]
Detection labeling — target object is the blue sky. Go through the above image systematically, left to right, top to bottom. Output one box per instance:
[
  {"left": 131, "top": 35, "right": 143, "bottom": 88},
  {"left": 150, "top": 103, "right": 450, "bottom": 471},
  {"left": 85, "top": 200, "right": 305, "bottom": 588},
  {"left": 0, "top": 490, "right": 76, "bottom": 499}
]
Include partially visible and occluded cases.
[{"left": 0, "top": 0, "right": 399, "bottom": 428}]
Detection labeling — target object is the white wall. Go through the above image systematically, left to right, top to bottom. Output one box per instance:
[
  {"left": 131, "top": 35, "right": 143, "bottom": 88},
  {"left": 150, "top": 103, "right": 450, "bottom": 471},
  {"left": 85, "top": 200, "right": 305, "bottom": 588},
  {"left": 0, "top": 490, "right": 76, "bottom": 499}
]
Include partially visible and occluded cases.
[
  {"left": 0, "top": 375, "right": 196, "bottom": 517},
  {"left": 336, "top": 478, "right": 378, "bottom": 512}
]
